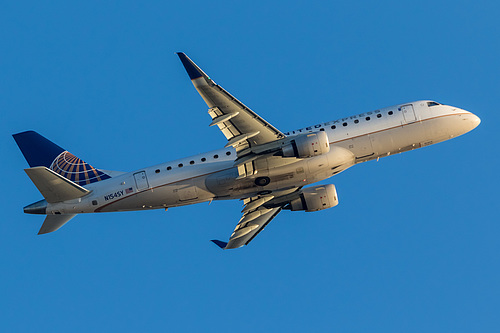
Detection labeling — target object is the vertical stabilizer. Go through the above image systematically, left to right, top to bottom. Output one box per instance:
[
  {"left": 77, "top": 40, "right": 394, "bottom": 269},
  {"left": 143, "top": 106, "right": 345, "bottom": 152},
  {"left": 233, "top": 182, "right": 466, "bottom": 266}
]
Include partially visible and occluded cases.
[{"left": 13, "top": 131, "right": 110, "bottom": 186}]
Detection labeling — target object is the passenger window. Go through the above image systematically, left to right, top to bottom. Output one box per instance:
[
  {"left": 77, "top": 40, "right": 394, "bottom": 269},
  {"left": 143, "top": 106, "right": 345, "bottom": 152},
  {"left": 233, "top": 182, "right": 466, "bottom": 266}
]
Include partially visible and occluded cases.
[
  {"left": 388, "top": 111, "right": 393, "bottom": 115},
  {"left": 377, "top": 114, "right": 382, "bottom": 118},
  {"left": 365, "top": 117, "right": 370, "bottom": 121},
  {"left": 354, "top": 119, "right": 359, "bottom": 124},
  {"left": 343, "top": 122, "right": 348, "bottom": 127},
  {"left": 331, "top": 125, "right": 336, "bottom": 130},
  {"left": 319, "top": 128, "right": 325, "bottom": 131},
  {"left": 226, "top": 151, "right": 231, "bottom": 156},
  {"left": 214, "top": 154, "right": 219, "bottom": 159},
  {"left": 201, "top": 157, "right": 206, "bottom": 162},
  {"left": 190, "top": 161, "right": 195, "bottom": 165},
  {"left": 178, "top": 163, "right": 183, "bottom": 168},
  {"left": 167, "top": 166, "right": 172, "bottom": 170},
  {"left": 155, "top": 169, "right": 160, "bottom": 174}
]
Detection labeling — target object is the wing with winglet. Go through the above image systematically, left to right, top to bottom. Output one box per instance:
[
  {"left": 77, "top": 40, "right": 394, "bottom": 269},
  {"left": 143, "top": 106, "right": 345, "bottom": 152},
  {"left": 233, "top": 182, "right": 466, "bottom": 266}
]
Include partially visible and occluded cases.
[
  {"left": 176, "top": 53, "right": 286, "bottom": 155},
  {"left": 211, "top": 188, "right": 301, "bottom": 249}
]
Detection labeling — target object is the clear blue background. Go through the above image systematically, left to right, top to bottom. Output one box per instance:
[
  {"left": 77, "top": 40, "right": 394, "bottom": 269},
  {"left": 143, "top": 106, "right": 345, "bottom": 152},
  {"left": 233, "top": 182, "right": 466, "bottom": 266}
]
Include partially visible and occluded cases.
[{"left": 1, "top": 1, "right": 498, "bottom": 332}]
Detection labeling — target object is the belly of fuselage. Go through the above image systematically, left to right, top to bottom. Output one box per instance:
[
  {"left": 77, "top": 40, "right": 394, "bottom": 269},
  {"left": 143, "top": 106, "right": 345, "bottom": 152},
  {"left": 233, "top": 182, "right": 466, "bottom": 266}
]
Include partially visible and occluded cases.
[
  {"left": 97, "top": 147, "right": 356, "bottom": 212},
  {"left": 205, "top": 147, "right": 355, "bottom": 200}
]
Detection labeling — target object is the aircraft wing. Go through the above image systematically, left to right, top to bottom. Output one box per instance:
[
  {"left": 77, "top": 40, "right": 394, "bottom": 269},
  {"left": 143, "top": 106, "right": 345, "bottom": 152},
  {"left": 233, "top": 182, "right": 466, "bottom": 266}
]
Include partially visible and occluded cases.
[
  {"left": 177, "top": 53, "right": 286, "bottom": 154},
  {"left": 211, "top": 188, "right": 300, "bottom": 249},
  {"left": 212, "top": 202, "right": 282, "bottom": 249}
]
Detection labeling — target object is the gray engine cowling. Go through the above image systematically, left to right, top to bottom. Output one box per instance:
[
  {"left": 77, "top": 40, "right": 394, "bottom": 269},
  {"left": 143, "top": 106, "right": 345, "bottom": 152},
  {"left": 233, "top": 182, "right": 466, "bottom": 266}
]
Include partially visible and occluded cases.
[
  {"left": 281, "top": 131, "right": 330, "bottom": 158},
  {"left": 289, "top": 184, "right": 339, "bottom": 212}
]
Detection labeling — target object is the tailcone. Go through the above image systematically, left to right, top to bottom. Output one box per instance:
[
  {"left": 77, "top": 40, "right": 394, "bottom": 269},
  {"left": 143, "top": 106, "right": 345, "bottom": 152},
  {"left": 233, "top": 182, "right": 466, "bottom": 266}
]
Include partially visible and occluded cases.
[{"left": 24, "top": 199, "right": 47, "bottom": 214}]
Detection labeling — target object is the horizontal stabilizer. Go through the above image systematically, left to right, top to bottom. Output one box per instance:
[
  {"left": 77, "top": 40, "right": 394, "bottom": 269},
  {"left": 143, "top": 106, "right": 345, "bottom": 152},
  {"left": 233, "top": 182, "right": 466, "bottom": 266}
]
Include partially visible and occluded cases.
[
  {"left": 25, "top": 166, "right": 90, "bottom": 203},
  {"left": 38, "top": 214, "right": 77, "bottom": 234},
  {"left": 211, "top": 240, "right": 228, "bottom": 249}
]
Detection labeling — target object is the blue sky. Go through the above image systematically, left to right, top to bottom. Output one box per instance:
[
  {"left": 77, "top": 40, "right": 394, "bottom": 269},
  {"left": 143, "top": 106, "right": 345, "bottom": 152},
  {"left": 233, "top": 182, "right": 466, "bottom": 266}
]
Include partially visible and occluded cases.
[{"left": 1, "top": 1, "right": 499, "bottom": 332}]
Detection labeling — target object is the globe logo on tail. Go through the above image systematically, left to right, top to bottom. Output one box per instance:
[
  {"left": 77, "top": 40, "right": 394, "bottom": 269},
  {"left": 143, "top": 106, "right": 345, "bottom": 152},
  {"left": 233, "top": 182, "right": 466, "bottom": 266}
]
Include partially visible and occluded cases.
[{"left": 50, "top": 151, "right": 110, "bottom": 186}]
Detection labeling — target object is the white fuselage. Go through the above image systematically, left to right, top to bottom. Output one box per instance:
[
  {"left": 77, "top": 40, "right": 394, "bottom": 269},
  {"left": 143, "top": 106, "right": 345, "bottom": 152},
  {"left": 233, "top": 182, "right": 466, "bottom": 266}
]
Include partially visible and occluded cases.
[{"left": 44, "top": 100, "right": 480, "bottom": 215}]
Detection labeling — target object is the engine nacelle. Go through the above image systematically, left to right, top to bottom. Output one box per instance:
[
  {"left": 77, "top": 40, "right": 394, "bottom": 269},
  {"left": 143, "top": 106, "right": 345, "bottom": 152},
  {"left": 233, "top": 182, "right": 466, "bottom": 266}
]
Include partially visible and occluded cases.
[
  {"left": 281, "top": 131, "right": 330, "bottom": 158},
  {"left": 289, "top": 184, "right": 339, "bottom": 212}
]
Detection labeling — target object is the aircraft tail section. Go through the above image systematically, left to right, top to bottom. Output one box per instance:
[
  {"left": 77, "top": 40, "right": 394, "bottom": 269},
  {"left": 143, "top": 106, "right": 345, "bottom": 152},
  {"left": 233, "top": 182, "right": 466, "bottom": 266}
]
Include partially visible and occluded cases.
[
  {"left": 13, "top": 131, "right": 111, "bottom": 186},
  {"left": 24, "top": 167, "right": 90, "bottom": 203},
  {"left": 38, "top": 214, "right": 77, "bottom": 234}
]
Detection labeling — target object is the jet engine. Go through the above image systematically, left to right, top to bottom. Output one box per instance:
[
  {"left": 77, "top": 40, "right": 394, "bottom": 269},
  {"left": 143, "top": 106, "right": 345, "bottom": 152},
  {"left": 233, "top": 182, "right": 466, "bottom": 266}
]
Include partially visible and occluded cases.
[
  {"left": 281, "top": 131, "right": 330, "bottom": 158},
  {"left": 287, "top": 184, "right": 339, "bottom": 212}
]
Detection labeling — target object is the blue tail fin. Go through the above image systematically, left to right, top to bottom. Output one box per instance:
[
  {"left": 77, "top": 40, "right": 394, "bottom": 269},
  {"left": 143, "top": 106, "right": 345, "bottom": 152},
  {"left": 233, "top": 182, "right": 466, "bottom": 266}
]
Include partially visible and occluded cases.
[{"left": 13, "top": 131, "right": 111, "bottom": 186}]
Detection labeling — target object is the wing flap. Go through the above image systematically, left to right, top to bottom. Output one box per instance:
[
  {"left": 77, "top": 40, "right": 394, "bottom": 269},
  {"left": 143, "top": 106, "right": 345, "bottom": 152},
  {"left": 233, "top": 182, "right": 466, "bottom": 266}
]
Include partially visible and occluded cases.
[
  {"left": 211, "top": 188, "right": 303, "bottom": 250},
  {"left": 225, "top": 207, "right": 282, "bottom": 249}
]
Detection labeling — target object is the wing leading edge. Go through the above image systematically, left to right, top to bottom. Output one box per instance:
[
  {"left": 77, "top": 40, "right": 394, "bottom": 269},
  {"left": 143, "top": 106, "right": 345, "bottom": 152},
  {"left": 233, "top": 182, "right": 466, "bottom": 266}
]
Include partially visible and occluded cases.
[{"left": 176, "top": 53, "right": 286, "bottom": 154}]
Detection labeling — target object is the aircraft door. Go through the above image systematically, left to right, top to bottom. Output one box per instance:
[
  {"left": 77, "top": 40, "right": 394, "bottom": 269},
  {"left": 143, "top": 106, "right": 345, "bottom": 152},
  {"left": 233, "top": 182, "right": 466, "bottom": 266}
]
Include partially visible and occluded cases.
[
  {"left": 400, "top": 104, "right": 417, "bottom": 123},
  {"left": 133, "top": 171, "right": 150, "bottom": 191}
]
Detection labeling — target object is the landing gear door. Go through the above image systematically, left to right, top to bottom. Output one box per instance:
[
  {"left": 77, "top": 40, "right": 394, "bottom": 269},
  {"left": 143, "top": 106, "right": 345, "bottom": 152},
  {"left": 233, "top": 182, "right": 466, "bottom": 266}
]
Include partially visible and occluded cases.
[
  {"left": 401, "top": 104, "right": 417, "bottom": 123},
  {"left": 134, "top": 171, "right": 150, "bottom": 191}
]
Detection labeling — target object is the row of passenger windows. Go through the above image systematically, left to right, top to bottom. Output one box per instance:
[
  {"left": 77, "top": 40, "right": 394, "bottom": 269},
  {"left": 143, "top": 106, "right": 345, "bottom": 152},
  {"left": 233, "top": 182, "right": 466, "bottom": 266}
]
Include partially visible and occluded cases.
[
  {"left": 155, "top": 109, "right": 396, "bottom": 173},
  {"left": 325, "top": 110, "right": 394, "bottom": 130},
  {"left": 155, "top": 151, "right": 232, "bottom": 173}
]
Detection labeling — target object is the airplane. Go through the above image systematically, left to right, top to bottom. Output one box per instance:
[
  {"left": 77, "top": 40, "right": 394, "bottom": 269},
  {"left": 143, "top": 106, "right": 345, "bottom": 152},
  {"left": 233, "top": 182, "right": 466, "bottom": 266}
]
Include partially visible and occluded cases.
[{"left": 13, "top": 52, "right": 481, "bottom": 249}]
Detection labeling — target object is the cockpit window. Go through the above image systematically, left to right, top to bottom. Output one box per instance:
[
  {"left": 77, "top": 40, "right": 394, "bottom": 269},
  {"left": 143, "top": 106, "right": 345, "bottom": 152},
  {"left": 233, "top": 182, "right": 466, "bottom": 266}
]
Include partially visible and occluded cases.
[{"left": 427, "top": 101, "right": 441, "bottom": 107}]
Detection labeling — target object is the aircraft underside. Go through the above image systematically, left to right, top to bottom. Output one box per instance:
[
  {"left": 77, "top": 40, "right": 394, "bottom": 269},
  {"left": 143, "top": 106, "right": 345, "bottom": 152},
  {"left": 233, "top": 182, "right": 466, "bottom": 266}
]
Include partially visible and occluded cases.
[{"left": 14, "top": 52, "right": 480, "bottom": 249}]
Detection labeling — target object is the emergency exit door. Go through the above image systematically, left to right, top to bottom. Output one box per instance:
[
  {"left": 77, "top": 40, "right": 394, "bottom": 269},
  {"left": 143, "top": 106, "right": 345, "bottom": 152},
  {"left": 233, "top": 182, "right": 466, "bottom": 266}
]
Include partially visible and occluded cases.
[
  {"left": 400, "top": 104, "right": 417, "bottom": 123},
  {"left": 133, "top": 171, "right": 150, "bottom": 191}
]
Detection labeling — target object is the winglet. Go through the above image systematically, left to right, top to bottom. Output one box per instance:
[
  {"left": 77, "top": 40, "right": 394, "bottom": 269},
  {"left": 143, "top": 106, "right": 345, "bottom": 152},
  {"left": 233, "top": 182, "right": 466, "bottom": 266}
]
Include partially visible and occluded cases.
[
  {"left": 176, "top": 52, "right": 208, "bottom": 81},
  {"left": 210, "top": 239, "right": 228, "bottom": 249}
]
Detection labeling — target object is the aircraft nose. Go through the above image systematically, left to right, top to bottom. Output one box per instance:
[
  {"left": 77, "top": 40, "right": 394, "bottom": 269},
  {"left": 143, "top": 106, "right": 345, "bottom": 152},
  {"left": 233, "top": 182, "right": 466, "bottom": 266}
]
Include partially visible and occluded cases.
[
  {"left": 459, "top": 111, "right": 481, "bottom": 134},
  {"left": 470, "top": 113, "right": 481, "bottom": 129}
]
